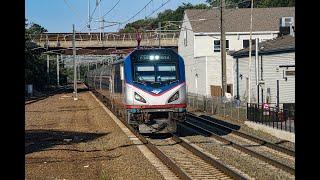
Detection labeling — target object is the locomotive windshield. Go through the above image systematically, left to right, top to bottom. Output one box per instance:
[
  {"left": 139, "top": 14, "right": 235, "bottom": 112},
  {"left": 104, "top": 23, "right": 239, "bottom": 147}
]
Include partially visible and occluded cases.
[
  {"left": 131, "top": 49, "right": 179, "bottom": 87},
  {"left": 134, "top": 63, "right": 177, "bottom": 84}
]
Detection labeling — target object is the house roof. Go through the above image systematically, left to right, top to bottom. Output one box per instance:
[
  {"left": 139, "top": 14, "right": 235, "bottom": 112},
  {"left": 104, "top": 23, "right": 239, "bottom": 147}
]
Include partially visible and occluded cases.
[
  {"left": 185, "top": 7, "right": 295, "bottom": 33},
  {"left": 231, "top": 35, "right": 295, "bottom": 57}
]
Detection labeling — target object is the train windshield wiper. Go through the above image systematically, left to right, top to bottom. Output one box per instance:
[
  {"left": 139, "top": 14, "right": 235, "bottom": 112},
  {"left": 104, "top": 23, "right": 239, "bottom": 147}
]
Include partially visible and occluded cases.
[
  {"left": 133, "top": 80, "right": 147, "bottom": 86},
  {"left": 169, "top": 80, "right": 179, "bottom": 84}
]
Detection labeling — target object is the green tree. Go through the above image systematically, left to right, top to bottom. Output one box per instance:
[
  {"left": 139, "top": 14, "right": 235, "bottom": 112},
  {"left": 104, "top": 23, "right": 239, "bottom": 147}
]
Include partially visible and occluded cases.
[
  {"left": 120, "top": 3, "right": 210, "bottom": 33},
  {"left": 25, "top": 20, "right": 68, "bottom": 91}
]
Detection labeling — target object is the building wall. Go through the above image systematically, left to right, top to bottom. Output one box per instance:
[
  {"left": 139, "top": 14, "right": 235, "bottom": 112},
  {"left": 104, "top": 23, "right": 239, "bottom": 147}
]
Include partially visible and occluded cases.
[
  {"left": 178, "top": 14, "right": 195, "bottom": 95},
  {"left": 178, "top": 14, "right": 280, "bottom": 97},
  {"left": 193, "top": 33, "right": 278, "bottom": 57},
  {"left": 234, "top": 52, "right": 295, "bottom": 105},
  {"left": 205, "top": 55, "right": 234, "bottom": 96},
  {"left": 185, "top": 56, "right": 207, "bottom": 95}
]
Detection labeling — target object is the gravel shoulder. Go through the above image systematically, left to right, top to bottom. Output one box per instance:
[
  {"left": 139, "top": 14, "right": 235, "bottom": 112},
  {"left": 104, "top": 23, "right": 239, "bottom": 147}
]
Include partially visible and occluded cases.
[{"left": 25, "top": 88, "right": 164, "bottom": 180}]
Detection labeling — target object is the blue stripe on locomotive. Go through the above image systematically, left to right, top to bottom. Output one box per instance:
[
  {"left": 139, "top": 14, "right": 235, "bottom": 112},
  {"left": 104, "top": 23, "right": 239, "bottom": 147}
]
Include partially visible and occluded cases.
[{"left": 124, "top": 50, "right": 185, "bottom": 94}]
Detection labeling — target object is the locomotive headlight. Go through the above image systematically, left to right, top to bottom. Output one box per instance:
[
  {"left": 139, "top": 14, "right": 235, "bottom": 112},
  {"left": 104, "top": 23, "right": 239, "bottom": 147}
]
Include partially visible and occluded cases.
[
  {"left": 149, "top": 55, "right": 155, "bottom": 60},
  {"left": 155, "top": 55, "right": 159, "bottom": 60},
  {"left": 168, "top": 91, "right": 179, "bottom": 103},
  {"left": 134, "top": 92, "right": 146, "bottom": 103}
]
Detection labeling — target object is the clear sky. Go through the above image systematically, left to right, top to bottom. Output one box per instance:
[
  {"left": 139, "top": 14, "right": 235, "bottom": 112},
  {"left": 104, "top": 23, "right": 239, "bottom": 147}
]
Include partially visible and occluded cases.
[{"left": 26, "top": 0, "right": 207, "bottom": 33}]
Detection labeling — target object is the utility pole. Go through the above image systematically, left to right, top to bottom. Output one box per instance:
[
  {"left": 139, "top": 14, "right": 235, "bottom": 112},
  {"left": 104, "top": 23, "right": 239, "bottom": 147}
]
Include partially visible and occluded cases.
[
  {"left": 88, "top": 0, "right": 91, "bottom": 35},
  {"left": 98, "top": 0, "right": 102, "bottom": 42},
  {"left": 220, "top": 0, "right": 227, "bottom": 97},
  {"left": 248, "top": 0, "right": 254, "bottom": 104},
  {"left": 158, "top": 21, "right": 161, "bottom": 48},
  {"left": 73, "top": 24, "right": 78, "bottom": 100},
  {"left": 255, "top": 38, "right": 259, "bottom": 104},
  {"left": 47, "top": 54, "right": 50, "bottom": 87},
  {"left": 56, "top": 54, "right": 60, "bottom": 86},
  {"left": 61, "top": 54, "right": 63, "bottom": 68},
  {"left": 78, "top": 62, "right": 81, "bottom": 82}
]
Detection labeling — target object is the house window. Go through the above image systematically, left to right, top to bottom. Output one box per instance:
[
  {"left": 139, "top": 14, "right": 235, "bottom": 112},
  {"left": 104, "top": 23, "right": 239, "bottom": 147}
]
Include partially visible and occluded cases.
[
  {"left": 284, "top": 17, "right": 293, "bottom": 26},
  {"left": 243, "top": 39, "right": 255, "bottom": 49},
  {"left": 214, "top": 40, "right": 229, "bottom": 52},
  {"left": 227, "top": 84, "right": 233, "bottom": 95}
]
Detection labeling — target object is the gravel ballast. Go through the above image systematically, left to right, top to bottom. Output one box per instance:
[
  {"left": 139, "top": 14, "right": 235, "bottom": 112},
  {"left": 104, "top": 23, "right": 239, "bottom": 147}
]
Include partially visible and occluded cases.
[
  {"left": 25, "top": 89, "right": 164, "bottom": 180},
  {"left": 188, "top": 108, "right": 295, "bottom": 151},
  {"left": 182, "top": 134, "right": 294, "bottom": 180}
]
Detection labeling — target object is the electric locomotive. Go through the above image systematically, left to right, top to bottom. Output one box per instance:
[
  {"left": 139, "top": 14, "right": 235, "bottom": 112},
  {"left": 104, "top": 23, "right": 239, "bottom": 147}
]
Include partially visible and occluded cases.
[{"left": 123, "top": 48, "right": 187, "bottom": 133}]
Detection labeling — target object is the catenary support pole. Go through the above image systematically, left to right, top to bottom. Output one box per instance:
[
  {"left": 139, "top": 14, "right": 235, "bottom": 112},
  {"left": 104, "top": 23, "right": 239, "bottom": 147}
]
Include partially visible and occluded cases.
[
  {"left": 248, "top": 0, "right": 254, "bottom": 103},
  {"left": 73, "top": 24, "right": 78, "bottom": 100},
  {"left": 47, "top": 54, "right": 50, "bottom": 86},
  {"left": 56, "top": 54, "right": 60, "bottom": 86}
]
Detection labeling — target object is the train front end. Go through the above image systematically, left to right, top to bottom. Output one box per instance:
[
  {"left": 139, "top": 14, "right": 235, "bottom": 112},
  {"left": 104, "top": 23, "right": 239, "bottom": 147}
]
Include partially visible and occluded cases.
[{"left": 124, "top": 48, "right": 186, "bottom": 133}]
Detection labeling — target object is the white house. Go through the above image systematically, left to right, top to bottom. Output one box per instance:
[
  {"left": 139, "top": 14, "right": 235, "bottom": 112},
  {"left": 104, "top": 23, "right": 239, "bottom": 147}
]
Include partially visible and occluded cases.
[
  {"left": 178, "top": 7, "right": 295, "bottom": 97},
  {"left": 231, "top": 35, "right": 295, "bottom": 107}
]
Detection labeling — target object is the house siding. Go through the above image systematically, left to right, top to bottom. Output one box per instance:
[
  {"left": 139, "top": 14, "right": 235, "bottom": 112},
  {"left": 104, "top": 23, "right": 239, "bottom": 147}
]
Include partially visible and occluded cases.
[
  {"left": 178, "top": 13, "right": 288, "bottom": 97},
  {"left": 178, "top": 14, "right": 195, "bottom": 95},
  {"left": 235, "top": 52, "right": 295, "bottom": 105}
]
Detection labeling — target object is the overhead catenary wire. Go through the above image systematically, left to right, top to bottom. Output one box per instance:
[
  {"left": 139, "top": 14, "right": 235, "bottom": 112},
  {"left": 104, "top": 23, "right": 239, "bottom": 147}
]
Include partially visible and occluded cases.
[
  {"left": 63, "top": 0, "right": 83, "bottom": 19},
  {"left": 89, "top": 0, "right": 172, "bottom": 31},
  {"left": 93, "top": 0, "right": 121, "bottom": 19},
  {"left": 121, "top": 0, "right": 154, "bottom": 25},
  {"left": 145, "top": 0, "right": 172, "bottom": 18}
]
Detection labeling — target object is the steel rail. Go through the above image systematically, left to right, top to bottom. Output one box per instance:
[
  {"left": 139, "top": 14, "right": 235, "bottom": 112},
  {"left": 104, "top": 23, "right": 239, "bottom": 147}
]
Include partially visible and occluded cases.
[
  {"left": 25, "top": 85, "right": 70, "bottom": 105},
  {"left": 91, "top": 89, "right": 247, "bottom": 180},
  {"left": 91, "top": 90, "right": 191, "bottom": 180},
  {"left": 187, "top": 112, "right": 295, "bottom": 157},
  {"left": 181, "top": 120, "right": 295, "bottom": 175},
  {"left": 171, "top": 133, "right": 247, "bottom": 180}
]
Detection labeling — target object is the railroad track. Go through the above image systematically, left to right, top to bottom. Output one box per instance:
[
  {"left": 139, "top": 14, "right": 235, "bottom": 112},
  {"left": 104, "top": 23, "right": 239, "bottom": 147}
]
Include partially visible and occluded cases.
[
  {"left": 25, "top": 85, "right": 71, "bottom": 105},
  {"left": 91, "top": 89, "right": 248, "bottom": 180},
  {"left": 184, "top": 113, "right": 295, "bottom": 175},
  {"left": 187, "top": 113, "right": 295, "bottom": 156},
  {"left": 148, "top": 134, "right": 250, "bottom": 180}
]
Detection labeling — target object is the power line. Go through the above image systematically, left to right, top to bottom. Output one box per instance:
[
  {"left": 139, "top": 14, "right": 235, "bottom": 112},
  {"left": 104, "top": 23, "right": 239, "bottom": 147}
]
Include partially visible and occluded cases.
[
  {"left": 63, "top": 0, "right": 83, "bottom": 20},
  {"left": 87, "top": 0, "right": 173, "bottom": 31},
  {"left": 90, "top": 0, "right": 103, "bottom": 20},
  {"left": 94, "top": 0, "right": 121, "bottom": 19},
  {"left": 121, "top": 0, "right": 154, "bottom": 25},
  {"left": 127, "top": 0, "right": 173, "bottom": 32},
  {"left": 145, "top": 0, "right": 172, "bottom": 18}
]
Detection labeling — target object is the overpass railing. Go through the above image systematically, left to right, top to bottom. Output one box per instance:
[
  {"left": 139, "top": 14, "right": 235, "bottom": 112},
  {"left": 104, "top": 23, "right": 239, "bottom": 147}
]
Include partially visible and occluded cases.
[{"left": 31, "top": 32, "right": 180, "bottom": 44}]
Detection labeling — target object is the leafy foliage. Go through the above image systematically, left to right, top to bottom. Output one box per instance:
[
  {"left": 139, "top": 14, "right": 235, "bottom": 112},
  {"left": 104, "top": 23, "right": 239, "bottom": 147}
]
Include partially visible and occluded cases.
[
  {"left": 120, "top": 0, "right": 294, "bottom": 33},
  {"left": 120, "top": 3, "right": 210, "bottom": 32},
  {"left": 25, "top": 19, "right": 67, "bottom": 91}
]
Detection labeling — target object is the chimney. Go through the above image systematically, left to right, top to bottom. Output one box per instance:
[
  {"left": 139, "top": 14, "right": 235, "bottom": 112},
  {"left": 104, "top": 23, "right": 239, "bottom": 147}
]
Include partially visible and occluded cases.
[{"left": 279, "top": 17, "right": 294, "bottom": 37}]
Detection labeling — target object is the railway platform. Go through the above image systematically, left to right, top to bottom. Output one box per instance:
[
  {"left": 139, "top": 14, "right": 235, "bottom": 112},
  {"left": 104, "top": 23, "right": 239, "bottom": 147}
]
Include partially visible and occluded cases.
[{"left": 25, "top": 85, "right": 166, "bottom": 180}]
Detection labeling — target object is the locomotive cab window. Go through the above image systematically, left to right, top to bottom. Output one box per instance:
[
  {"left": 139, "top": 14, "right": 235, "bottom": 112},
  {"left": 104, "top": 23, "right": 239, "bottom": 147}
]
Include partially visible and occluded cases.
[
  {"left": 131, "top": 49, "right": 180, "bottom": 87},
  {"left": 133, "top": 63, "right": 178, "bottom": 85},
  {"left": 156, "top": 64, "right": 177, "bottom": 82},
  {"left": 134, "top": 65, "right": 155, "bottom": 82}
]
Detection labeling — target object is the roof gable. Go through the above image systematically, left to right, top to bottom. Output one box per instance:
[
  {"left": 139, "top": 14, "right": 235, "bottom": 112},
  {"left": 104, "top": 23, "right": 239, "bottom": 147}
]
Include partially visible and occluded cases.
[
  {"left": 185, "top": 7, "right": 295, "bottom": 33},
  {"left": 231, "top": 35, "right": 295, "bottom": 57}
]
